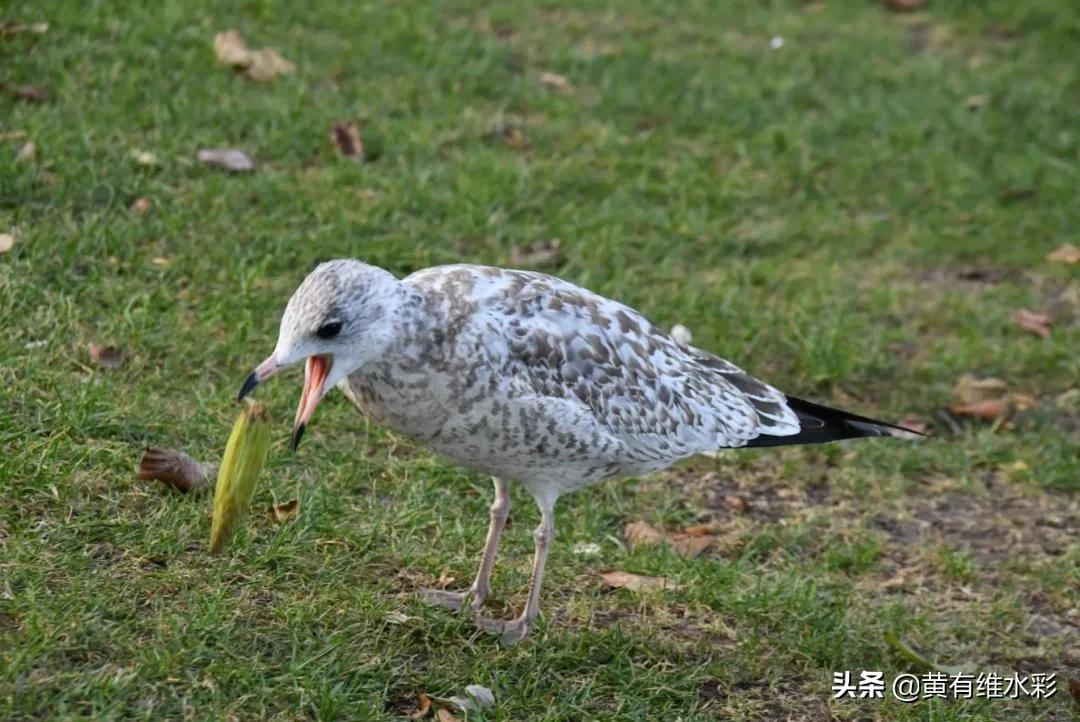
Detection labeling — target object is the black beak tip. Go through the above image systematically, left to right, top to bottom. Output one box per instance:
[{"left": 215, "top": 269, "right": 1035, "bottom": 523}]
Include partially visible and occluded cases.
[
  {"left": 238, "top": 371, "right": 259, "bottom": 402},
  {"left": 290, "top": 423, "right": 306, "bottom": 452}
]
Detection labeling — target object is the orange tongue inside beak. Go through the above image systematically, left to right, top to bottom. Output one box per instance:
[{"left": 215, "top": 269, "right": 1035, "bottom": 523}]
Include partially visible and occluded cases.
[{"left": 292, "top": 356, "right": 331, "bottom": 450}]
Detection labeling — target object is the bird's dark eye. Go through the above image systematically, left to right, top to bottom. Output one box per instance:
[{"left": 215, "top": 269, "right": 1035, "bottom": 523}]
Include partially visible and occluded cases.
[{"left": 316, "top": 321, "right": 343, "bottom": 339}]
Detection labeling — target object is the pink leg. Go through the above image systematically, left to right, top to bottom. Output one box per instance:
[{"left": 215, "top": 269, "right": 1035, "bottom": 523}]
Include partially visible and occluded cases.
[
  {"left": 419, "top": 477, "right": 510, "bottom": 611},
  {"left": 475, "top": 501, "right": 554, "bottom": 645}
]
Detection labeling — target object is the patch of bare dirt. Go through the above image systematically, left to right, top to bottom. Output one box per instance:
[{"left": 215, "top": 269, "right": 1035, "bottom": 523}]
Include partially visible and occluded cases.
[
  {"left": 898, "top": 265, "right": 1080, "bottom": 323},
  {"left": 911, "top": 265, "right": 1027, "bottom": 292},
  {"left": 654, "top": 455, "right": 837, "bottom": 526},
  {"left": 656, "top": 457, "right": 1079, "bottom": 670},
  {"left": 872, "top": 479, "right": 1075, "bottom": 569},
  {"left": 580, "top": 601, "right": 738, "bottom": 652},
  {"left": 699, "top": 679, "right": 832, "bottom": 721}
]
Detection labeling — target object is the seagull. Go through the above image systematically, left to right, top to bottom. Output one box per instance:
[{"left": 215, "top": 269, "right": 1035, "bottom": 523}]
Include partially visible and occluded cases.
[{"left": 239, "top": 260, "right": 921, "bottom": 644}]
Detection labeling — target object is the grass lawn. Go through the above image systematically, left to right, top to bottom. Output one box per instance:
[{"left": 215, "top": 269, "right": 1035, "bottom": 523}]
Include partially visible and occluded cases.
[{"left": 2, "top": 0, "right": 1078, "bottom": 719}]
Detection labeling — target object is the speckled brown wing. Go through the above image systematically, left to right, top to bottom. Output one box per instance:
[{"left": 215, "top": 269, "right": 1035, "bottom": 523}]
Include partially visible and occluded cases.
[{"left": 469, "top": 269, "right": 802, "bottom": 461}]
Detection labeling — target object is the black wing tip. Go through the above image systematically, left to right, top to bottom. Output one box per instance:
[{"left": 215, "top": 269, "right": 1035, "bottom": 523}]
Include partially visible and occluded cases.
[{"left": 747, "top": 395, "right": 925, "bottom": 448}]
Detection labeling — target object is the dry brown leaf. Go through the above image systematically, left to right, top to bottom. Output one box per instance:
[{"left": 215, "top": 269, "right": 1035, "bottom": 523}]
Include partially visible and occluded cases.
[
  {"left": 880, "top": 0, "right": 927, "bottom": 10},
  {"left": 0, "top": 21, "right": 49, "bottom": 35},
  {"left": 213, "top": 30, "right": 294, "bottom": 81},
  {"left": 214, "top": 30, "right": 253, "bottom": 67},
  {"left": 246, "top": 47, "right": 295, "bottom": 82},
  {"left": 539, "top": 71, "right": 570, "bottom": 90},
  {"left": 3, "top": 84, "right": 47, "bottom": 102},
  {"left": 485, "top": 119, "right": 529, "bottom": 149},
  {"left": 330, "top": 122, "right": 363, "bottom": 159},
  {"left": 504, "top": 128, "right": 529, "bottom": 149},
  {"left": 15, "top": 141, "right": 34, "bottom": 162},
  {"left": 197, "top": 148, "right": 255, "bottom": 172},
  {"left": 129, "top": 197, "right": 153, "bottom": 214},
  {"left": 0, "top": 233, "right": 14, "bottom": 254},
  {"left": 510, "top": 239, "right": 562, "bottom": 268},
  {"left": 1046, "top": 243, "right": 1080, "bottom": 264},
  {"left": 1012, "top": 308, "right": 1052, "bottom": 338},
  {"left": 88, "top": 343, "right": 125, "bottom": 370},
  {"left": 949, "top": 373, "right": 1037, "bottom": 422},
  {"left": 953, "top": 374, "right": 1008, "bottom": 404},
  {"left": 1056, "top": 388, "right": 1080, "bottom": 408},
  {"left": 1011, "top": 393, "right": 1038, "bottom": 412},
  {"left": 948, "top": 398, "right": 1011, "bottom": 422},
  {"left": 138, "top": 447, "right": 214, "bottom": 493},
  {"left": 723, "top": 495, "right": 749, "bottom": 513},
  {"left": 270, "top": 498, "right": 299, "bottom": 523},
  {"left": 623, "top": 521, "right": 665, "bottom": 549},
  {"left": 624, "top": 521, "right": 716, "bottom": 557},
  {"left": 683, "top": 522, "right": 723, "bottom": 537},
  {"left": 669, "top": 534, "right": 714, "bottom": 558},
  {"left": 600, "top": 570, "right": 680, "bottom": 592},
  {"left": 1068, "top": 678, "right": 1080, "bottom": 705},
  {"left": 410, "top": 693, "right": 432, "bottom": 719},
  {"left": 435, "top": 709, "right": 461, "bottom": 722}
]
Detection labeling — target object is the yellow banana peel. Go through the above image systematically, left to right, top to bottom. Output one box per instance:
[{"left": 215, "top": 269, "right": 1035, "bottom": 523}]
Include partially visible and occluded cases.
[{"left": 210, "top": 400, "right": 271, "bottom": 554}]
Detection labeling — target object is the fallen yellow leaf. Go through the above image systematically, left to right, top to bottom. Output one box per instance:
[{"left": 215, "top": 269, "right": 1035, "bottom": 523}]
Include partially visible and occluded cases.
[{"left": 210, "top": 400, "right": 272, "bottom": 554}]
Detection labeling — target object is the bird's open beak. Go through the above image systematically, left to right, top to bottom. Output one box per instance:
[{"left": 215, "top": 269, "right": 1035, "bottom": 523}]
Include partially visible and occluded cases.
[
  {"left": 238, "top": 353, "right": 331, "bottom": 452},
  {"left": 238, "top": 354, "right": 280, "bottom": 401},
  {"left": 291, "top": 355, "right": 332, "bottom": 451}
]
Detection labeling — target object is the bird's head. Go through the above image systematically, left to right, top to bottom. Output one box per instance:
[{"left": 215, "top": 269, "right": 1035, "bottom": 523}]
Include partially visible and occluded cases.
[{"left": 238, "top": 259, "right": 402, "bottom": 450}]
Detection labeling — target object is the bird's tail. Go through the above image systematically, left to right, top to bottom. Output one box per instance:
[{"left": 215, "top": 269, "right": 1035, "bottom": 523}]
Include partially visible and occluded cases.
[{"left": 745, "top": 395, "right": 924, "bottom": 448}]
